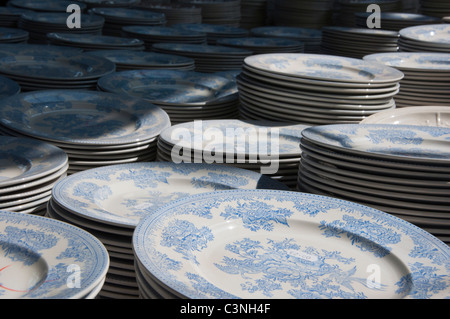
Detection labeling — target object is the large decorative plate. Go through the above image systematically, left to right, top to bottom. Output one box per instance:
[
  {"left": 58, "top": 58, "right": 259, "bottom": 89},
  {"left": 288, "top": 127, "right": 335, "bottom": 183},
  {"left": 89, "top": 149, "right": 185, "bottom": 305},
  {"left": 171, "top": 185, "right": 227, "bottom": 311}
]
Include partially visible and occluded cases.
[
  {"left": 399, "top": 24, "right": 450, "bottom": 46},
  {"left": 363, "top": 52, "right": 450, "bottom": 72},
  {"left": 243, "top": 53, "right": 404, "bottom": 84},
  {"left": 0, "top": 54, "right": 115, "bottom": 81},
  {"left": 97, "top": 69, "right": 237, "bottom": 105},
  {"left": 0, "top": 90, "right": 170, "bottom": 146},
  {"left": 301, "top": 124, "right": 450, "bottom": 164},
  {"left": 0, "top": 136, "right": 67, "bottom": 188},
  {"left": 51, "top": 162, "right": 289, "bottom": 229},
  {"left": 133, "top": 189, "right": 450, "bottom": 299},
  {"left": 0, "top": 210, "right": 109, "bottom": 299}
]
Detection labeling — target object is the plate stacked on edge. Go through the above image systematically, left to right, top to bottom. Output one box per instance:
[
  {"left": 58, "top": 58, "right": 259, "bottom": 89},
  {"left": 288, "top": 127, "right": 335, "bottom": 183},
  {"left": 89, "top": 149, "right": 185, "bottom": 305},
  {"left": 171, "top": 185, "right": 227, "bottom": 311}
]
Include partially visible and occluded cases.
[
  {"left": 89, "top": 7, "right": 166, "bottom": 36},
  {"left": 17, "top": 11, "right": 104, "bottom": 43},
  {"left": 398, "top": 24, "right": 450, "bottom": 52},
  {"left": 121, "top": 26, "right": 207, "bottom": 50},
  {"left": 250, "top": 26, "right": 322, "bottom": 53},
  {"left": 320, "top": 26, "right": 399, "bottom": 59},
  {"left": 46, "top": 33, "right": 146, "bottom": 51},
  {"left": 152, "top": 43, "right": 252, "bottom": 73},
  {"left": 86, "top": 50, "right": 196, "bottom": 71},
  {"left": 0, "top": 52, "right": 115, "bottom": 91},
  {"left": 364, "top": 52, "right": 450, "bottom": 107},
  {"left": 237, "top": 53, "right": 403, "bottom": 125},
  {"left": 97, "top": 69, "right": 239, "bottom": 124},
  {"left": 0, "top": 90, "right": 171, "bottom": 174},
  {"left": 156, "top": 119, "right": 310, "bottom": 189},
  {"left": 297, "top": 124, "right": 450, "bottom": 245},
  {"left": 0, "top": 136, "right": 68, "bottom": 216},
  {"left": 47, "top": 162, "right": 289, "bottom": 299},
  {"left": 133, "top": 189, "right": 450, "bottom": 299},
  {"left": 0, "top": 210, "right": 109, "bottom": 299}
]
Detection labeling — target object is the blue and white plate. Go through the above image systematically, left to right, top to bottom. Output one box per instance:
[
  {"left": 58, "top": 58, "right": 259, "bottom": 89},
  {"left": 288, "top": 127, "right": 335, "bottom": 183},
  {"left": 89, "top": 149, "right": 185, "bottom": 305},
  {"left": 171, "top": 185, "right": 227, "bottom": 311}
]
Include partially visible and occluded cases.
[
  {"left": 8, "top": 0, "right": 88, "bottom": 12},
  {"left": 400, "top": 24, "right": 450, "bottom": 47},
  {"left": 0, "top": 27, "right": 28, "bottom": 43},
  {"left": 46, "top": 33, "right": 145, "bottom": 50},
  {"left": 0, "top": 43, "right": 83, "bottom": 58},
  {"left": 86, "top": 50, "right": 195, "bottom": 71},
  {"left": 364, "top": 52, "right": 450, "bottom": 72},
  {"left": 243, "top": 53, "right": 404, "bottom": 85},
  {"left": 98, "top": 69, "right": 237, "bottom": 105},
  {"left": 0, "top": 75, "right": 20, "bottom": 99},
  {"left": 0, "top": 90, "right": 170, "bottom": 146},
  {"left": 301, "top": 124, "right": 450, "bottom": 165},
  {"left": 0, "top": 136, "right": 68, "bottom": 188},
  {"left": 51, "top": 162, "right": 289, "bottom": 229},
  {"left": 133, "top": 189, "right": 450, "bottom": 299},
  {"left": 0, "top": 210, "right": 109, "bottom": 299}
]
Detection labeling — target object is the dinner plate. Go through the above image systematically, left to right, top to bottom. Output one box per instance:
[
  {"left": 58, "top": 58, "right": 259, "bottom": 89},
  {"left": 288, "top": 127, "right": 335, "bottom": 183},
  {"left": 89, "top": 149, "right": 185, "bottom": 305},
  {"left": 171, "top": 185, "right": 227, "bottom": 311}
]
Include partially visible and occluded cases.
[
  {"left": 8, "top": 0, "right": 88, "bottom": 12},
  {"left": 399, "top": 24, "right": 450, "bottom": 47},
  {"left": 46, "top": 33, "right": 145, "bottom": 51},
  {"left": 363, "top": 52, "right": 450, "bottom": 72},
  {"left": 243, "top": 53, "right": 404, "bottom": 85},
  {"left": 0, "top": 75, "right": 20, "bottom": 99},
  {"left": 0, "top": 90, "right": 170, "bottom": 146},
  {"left": 360, "top": 106, "right": 450, "bottom": 127},
  {"left": 301, "top": 124, "right": 450, "bottom": 165},
  {"left": 0, "top": 136, "right": 68, "bottom": 188},
  {"left": 51, "top": 162, "right": 289, "bottom": 229},
  {"left": 133, "top": 189, "right": 450, "bottom": 299},
  {"left": 0, "top": 210, "right": 109, "bottom": 299}
]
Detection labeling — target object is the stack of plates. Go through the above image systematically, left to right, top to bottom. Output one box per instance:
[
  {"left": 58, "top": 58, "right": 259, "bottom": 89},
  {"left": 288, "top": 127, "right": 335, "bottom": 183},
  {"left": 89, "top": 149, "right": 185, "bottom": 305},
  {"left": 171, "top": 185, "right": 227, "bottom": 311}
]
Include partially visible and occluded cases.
[
  {"left": 7, "top": 0, "right": 87, "bottom": 12},
  {"left": 77, "top": 0, "right": 141, "bottom": 8},
  {"left": 177, "top": 0, "right": 242, "bottom": 26},
  {"left": 240, "top": 0, "right": 267, "bottom": 29},
  {"left": 272, "top": 0, "right": 334, "bottom": 29},
  {"left": 335, "top": 0, "right": 402, "bottom": 27},
  {"left": 420, "top": 0, "right": 450, "bottom": 18},
  {"left": 133, "top": 4, "right": 202, "bottom": 26},
  {"left": 0, "top": 6, "right": 30, "bottom": 27},
  {"left": 89, "top": 7, "right": 166, "bottom": 36},
  {"left": 18, "top": 11, "right": 104, "bottom": 43},
  {"left": 354, "top": 12, "right": 442, "bottom": 31},
  {"left": 444, "top": 16, "right": 450, "bottom": 23},
  {"left": 173, "top": 23, "right": 248, "bottom": 45},
  {"left": 398, "top": 24, "right": 450, "bottom": 53},
  {"left": 121, "top": 26, "right": 207, "bottom": 50},
  {"left": 250, "top": 26, "right": 322, "bottom": 53},
  {"left": 321, "top": 26, "right": 399, "bottom": 59},
  {"left": 0, "top": 27, "right": 28, "bottom": 44},
  {"left": 47, "top": 33, "right": 145, "bottom": 51},
  {"left": 216, "top": 37, "right": 304, "bottom": 54},
  {"left": 152, "top": 43, "right": 252, "bottom": 73},
  {"left": 86, "top": 50, "right": 195, "bottom": 71},
  {"left": 0, "top": 52, "right": 115, "bottom": 91},
  {"left": 364, "top": 52, "right": 450, "bottom": 107},
  {"left": 236, "top": 53, "right": 403, "bottom": 125},
  {"left": 97, "top": 70, "right": 239, "bottom": 125},
  {"left": 0, "top": 74, "right": 20, "bottom": 99},
  {"left": 0, "top": 90, "right": 171, "bottom": 173},
  {"left": 360, "top": 106, "right": 450, "bottom": 126},
  {"left": 156, "top": 119, "right": 310, "bottom": 189},
  {"left": 297, "top": 124, "right": 450, "bottom": 245},
  {"left": 0, "top": 136, "right": 68, "bottom": 216},
  {"left": 47, "top": 162, "right": 288, "bottom": 299},
  {"left": 133, "top": 189, "right": 450, "bottom": 299},
  {"left": 0, "top": 210, "right": 109, "bottom": 299}
]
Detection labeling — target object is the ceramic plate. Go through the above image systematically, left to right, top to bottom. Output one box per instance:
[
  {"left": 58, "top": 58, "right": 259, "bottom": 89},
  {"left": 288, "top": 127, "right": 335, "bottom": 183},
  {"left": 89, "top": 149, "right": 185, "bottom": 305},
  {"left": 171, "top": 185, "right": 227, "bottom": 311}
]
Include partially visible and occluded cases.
[
  {"left": 399, "top": 24, "right": 450, "bottom": 46},
  {"left": 363, "top": 52, "right": 450, "bottom": 72},
  {"left": 243, "top": 53, "right": 404, "bottom": 84},
  {"left": 0, "top": 75, "right": 20, "bottom": 99},
  {"left": 0, "top": 90, "right": 170, "bottom": 146},
  {"left": 360, "top": 106, "right": 450, "bottom": 127},
  {"left": 159, "top": 119, "right": 309, "bottom": 158},
  {"left": 301, "top": 124, "right": 450, "bottom": 164},
  {"left": 0, "top": 136, "right": 67, "bottom": 188},
  {"left": 51, "top": 162, "right": 289, "bottom": 228},
  {"left": 133, "top": 189, "right": 450, "bottom": 299},
  {"left": 0, "top": 210, "right": 109, "bottom": 299}
]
